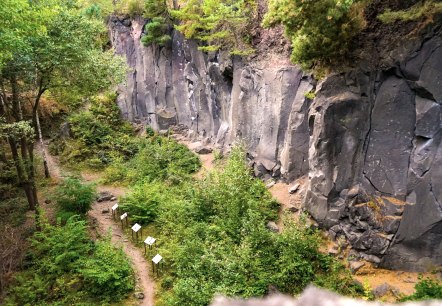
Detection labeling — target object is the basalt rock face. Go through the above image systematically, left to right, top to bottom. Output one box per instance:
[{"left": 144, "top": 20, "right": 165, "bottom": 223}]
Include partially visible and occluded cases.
[
  {"left": 109, "top": 16, "right": 442, "bottom": 271},
  {"left": 109, "top": 16, "right": 313, "bottom": 181},
  {"left": 305, "top": 36, "right": 442, "bottom": 271}
]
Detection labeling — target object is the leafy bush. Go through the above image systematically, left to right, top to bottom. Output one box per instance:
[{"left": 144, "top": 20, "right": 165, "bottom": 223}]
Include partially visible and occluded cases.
[
  {"left": 141, "top": 0, "right": 172, "bottom": 46},
  {"left": 171, "top": 0, "right": 256, "bottom": 55},
  {"left": 263, "top": 0, "right": 366, "bottom": 68},
  {"left": 142, "top": 17, "right": 172, "bottom": 46},
  {"left": 59, "top": 93, "right": 139, "bottom": 169},
  {"left": 103, "top": 136, "right": 201, "bottom": 185},
  {"left": 151, "top": 147, "right": 360, "bottom": 305},
  {"left": 53, "top": 177, "right": 96, "bottom": 215},
  {"left": 119, "top": 182, "right": 169, "bottom": 225},
  {"left": 5, "top": 217, "right": 134, "bottom": 305},
  {"left": 79, "top": 237, "right": 134, "bottom": 300},
  {"left": 401, "top": 277, "right": 442, "bottom": 301}
]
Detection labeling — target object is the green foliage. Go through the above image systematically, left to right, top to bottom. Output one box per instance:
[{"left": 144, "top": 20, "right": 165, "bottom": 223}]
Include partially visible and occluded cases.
[
  {"left": 171, "top": 0, "right": 256, "bottom": 55},
  {"left": 263, "top": 0, "right": 366, "bottom": 68},
  {"left": 141, "top": 1, "right": 172, "bottom": 47},
  {"left": 378, "top": 1, "right": 442, "bottom": 23},
  {"left": 142, "top": 17, "right": 172, "bottom": 46},
  {"left": 304, "top": 91, "right": 316, "bottom": 100},
  {"left": 60, "top": 93, "right": 139, "bottom": 169},
  {"left": 103, "top": 135, "right": 201, "bottom": 185},
  {"left": 143, "top": 147, "right": 362, "bottom": 305},
  {"left": 53, "top": 177, "right": 96, "bottom": 215},
  {"left": 119, "top": 182, "right": 169, "bottom": 224},
  {"left": 5, "top": 217, "right": 134, "bottom": 305},
  {"left": 79, "top": 237, "right": 135, "bottom": 300},
  {"left": 401, "top": 277, "right": 442, "bottom": 301}
]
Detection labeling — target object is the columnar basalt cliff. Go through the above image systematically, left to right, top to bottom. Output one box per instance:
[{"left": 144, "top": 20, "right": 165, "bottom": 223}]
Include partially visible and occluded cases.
[{"left": 109, "top": 16, "right": 442, "bottom": 271}]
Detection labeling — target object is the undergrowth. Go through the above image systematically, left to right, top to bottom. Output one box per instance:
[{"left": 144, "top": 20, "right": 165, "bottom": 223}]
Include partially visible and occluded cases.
[
  {"left": 50, "top": 92, "right": 139, "bottom": 170},
  {"left": 103, "top": 134, "right": 201, "bottom": 185},
  {"left": 118, "top": 146, "right": 363, "bottom": 305},
  {"left": 52, "top": 177, "right": 96, "bottom": 222},
  {"left": 5, "top": 217, "right": 134, "bottom": 305},
  {"left": 401, "top": 277, "right": 442, "bottom": 301}
]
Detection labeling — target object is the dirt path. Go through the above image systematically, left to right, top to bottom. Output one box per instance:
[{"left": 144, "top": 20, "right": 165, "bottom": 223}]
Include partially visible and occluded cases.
[
  {"left": 37, "top": 144, "right": 155, "bottom": 306},
  {"left": 85, "top": 179, "right": 155, "bottom": 306}
]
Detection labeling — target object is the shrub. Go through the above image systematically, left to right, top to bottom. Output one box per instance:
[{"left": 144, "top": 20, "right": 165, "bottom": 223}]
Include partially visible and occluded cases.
[
  {"left": 141, "top": 0, "right": 172, "bottom": 47},
  {"left": 263, "top": 0, "right": 366, "bottom": 69},
  {"left": 141, "top": 17, "right": 172, "bottom": 47},
  {"left": 60, "top": 93, "right": 138, "bottom": 169},
  {"left": 103, "top": 136, "right": 201, "bottom": 185},
  {"left": 153, "top": 147, "right": 360, "bottom": 305},
  {"left": 53, "top": 177, "right": 96, "bottom": 215},
  {"left": 119, "top": 182, "right": 169, "bottom": 225},
  {"left": 5, "top": 217, "right": 134, "bottom": 305},
  {"left": 79, "top": 237, "right": 134, "bottom": 301},
  {"left": 401, "top": 277, "right": 442, "bottom": 301}
]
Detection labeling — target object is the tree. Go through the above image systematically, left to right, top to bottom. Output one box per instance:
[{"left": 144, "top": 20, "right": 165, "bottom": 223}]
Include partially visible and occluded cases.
[
  {"left": 0, "top": 0, "right": 126, "bottom": 212},
  {"left": 170, "top": 0, "right": 256, "bottom": 55},
  {"left": 263, "top": 0, "right": 366, "bottom": 69}
]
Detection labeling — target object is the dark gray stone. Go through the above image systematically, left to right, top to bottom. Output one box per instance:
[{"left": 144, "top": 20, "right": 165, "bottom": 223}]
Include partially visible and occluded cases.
[
  {"left": 110, "top": 18, "right": 442, "bottom": 272},
  {"left": 195, "top": 146, "right": 213, "bottom": 154},
  {"left": 97, "top": 192, "right": 113, "bottom": 202},
  {"left": 266, "top": 221, "right": 279, "bottom": 233},
  {"left": 349, "top": 261, "right": 365, "bottom": 274},
  {"left": 372, "top": 283, "right": 391, "bottom": 299}
]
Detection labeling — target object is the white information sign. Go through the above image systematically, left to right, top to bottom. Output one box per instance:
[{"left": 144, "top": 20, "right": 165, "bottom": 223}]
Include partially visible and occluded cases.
[
  {"left": 111, "top": 203, "right": 119, "bottom": 211},
  {"left": 120, "top": 212, "right": 128, "bottom": 220},
  {"left": 132, "top": 223, "right": 141, "bottom": 232},
  {"left": 144, "top": 236, "right": 156, "bottom": 246},
  {"left": 152, "top": 254, "right": 162, "bottom": 264}
]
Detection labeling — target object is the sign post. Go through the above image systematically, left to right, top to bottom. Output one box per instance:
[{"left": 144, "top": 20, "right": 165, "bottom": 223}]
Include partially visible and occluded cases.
[
  {"left": 111, "top": 203, "right": 119, "bottom": 219},
  {"left": 120, "top": 212, "right": 128, "bottom": 229},
  {"left": 131, "top": 223, "right": 142, "bottom": 242},
  {"left": 144, "top": 236, "right": 156, "bottom": 254},
  {"left": 152, "top": 254, "right": 163, "bottom": 276}
]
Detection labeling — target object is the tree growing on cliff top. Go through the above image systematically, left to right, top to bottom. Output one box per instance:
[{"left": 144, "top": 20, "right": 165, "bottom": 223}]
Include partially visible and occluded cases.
[
  {"left": 141, "top": 0, "right": 173, "bottom": 47},
  {"left": 170, "top": 0, "right": 257, "bottom": 55},
  {"left": 263, "top": 0, "right": 366, "bottom": 69}
]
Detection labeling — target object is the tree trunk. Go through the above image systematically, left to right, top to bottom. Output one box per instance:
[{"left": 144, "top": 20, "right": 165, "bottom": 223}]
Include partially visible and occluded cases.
[
  {"left": 32, "top": 86, "right": 50, "bottom": 178},
  {"left": 35, "top": 110, "right": 50, "bottom": 178}
]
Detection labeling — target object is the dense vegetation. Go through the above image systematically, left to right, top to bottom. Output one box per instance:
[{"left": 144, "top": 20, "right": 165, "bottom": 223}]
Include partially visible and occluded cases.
[
  {"left": 2, "top": 0, "right": 442, "bottom": 304},
  {"left": 263, "top": 0, "right": 366, "bottom": 68},
  {"left": 51, "top": 93, "right": 138, "bottom": 170},
  {"left": 115, "top": 146, "right": 362, "bottom": 305},
  {"left": 5, "top": 218, "right": 134, "bottom": 305},
  {"left": 401, "top": 277, "right": 442, "bottom": 302}
]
